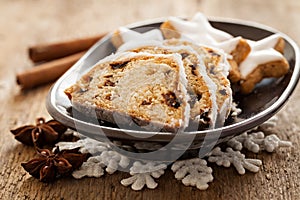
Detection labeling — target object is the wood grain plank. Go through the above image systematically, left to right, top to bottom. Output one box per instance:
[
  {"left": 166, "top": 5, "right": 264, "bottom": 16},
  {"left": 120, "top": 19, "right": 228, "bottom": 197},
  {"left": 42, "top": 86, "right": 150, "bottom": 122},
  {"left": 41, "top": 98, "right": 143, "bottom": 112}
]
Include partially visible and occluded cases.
[{"left": 0, "top": 0, "right": 299, "bottom": 199}]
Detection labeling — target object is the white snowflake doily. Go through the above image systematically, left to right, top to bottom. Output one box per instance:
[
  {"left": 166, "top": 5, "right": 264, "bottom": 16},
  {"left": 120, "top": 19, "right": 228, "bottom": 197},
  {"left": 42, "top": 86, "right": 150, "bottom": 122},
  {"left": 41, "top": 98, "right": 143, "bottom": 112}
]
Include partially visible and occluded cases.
[
  {"left": 55, "top": 116, "right": 292, "bottom": 191},
  {"left": 227, "top": 131, "right": 292, "bottom": 153},
  {"left": 207, "top": 147, "right": 262, "bottom": 174},
  {"left": 171, "top": 158, "right": 213, "bottom": 190},
  {"left": 121, "top": 161, "right": 167, "bottom": 190}
]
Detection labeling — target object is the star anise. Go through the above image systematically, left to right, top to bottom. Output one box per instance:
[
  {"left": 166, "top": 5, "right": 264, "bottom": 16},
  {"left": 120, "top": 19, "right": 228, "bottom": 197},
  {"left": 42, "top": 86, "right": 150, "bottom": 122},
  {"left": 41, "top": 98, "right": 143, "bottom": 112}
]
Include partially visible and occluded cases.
[
  {"left": 10, "top": 117, "right": 67, "bottom": 147},
  {"left": 21, "top": 147, "right": 89, "bottom": 182}
]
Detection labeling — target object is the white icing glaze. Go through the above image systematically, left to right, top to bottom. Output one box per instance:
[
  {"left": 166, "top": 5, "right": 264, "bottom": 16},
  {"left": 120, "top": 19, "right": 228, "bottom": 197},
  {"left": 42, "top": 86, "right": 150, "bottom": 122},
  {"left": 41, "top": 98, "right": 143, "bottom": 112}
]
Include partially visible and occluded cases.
[
  {"left": 167, "top": 12, "right": 240, "bottom": 53},
  {"left": 192, "top": 13, "right": 232, "bottom": 41},
  {"left": 118, "top": 27, "right": 163, "bottom": 44},
  {"left": 239, "top": 34, "right": 284, "bottom": 78},
  {"left": 248, "top": 34, "right": 281, "bottom": 51},
  {"left": 217, "top": 37, "right": 241, "bottom": 54},
  {"left": 117, "top": 40, "right": 164, "bottom": 52},
  {"left": 170, "top": 44, "right": 219, "bottom": 128},
  {"left": 173, "top": 45, "right": 219, "bottom": 128},
  {"left": 205, "top": 46, "right": 231, "bottom": 77},
  {"left": 201, "top": 48, "right": 232, "bottom": 127},
  {"left": 95, "top": 51, "right": 134, "bottom": 64},
  {"left": 173, "top": 52, "right": 191, "bottom": 129},
  {"left": 195, "top": 52, "right": 218, "bottom": 129},
  {"left": 221, "top": 56, "right": 231, "bottom": 77},
  {"left": 217, "top": 93, "right": 232, "bottom": 128}
]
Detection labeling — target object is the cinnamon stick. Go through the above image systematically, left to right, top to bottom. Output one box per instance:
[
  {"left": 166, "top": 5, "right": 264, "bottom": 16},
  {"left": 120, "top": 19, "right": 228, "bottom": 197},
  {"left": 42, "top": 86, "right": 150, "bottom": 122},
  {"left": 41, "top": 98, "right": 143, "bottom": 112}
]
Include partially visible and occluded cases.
[
  {"left": 29, "top": 34, "right": 106, "bottom": 62},
  {"left": 17, "top": 51, "right": 86, "bottom": 89}
]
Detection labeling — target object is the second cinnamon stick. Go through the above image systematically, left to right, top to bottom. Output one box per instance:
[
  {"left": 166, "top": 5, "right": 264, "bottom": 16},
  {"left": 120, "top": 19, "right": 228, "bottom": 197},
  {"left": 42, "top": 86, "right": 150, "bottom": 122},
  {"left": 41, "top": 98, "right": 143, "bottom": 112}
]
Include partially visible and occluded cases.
[
  {"left": 29, "top": 34, "right": 106, "bottom": 62},
  {"left": 17, "top": 51, "right": 86, "bottom": 89}
]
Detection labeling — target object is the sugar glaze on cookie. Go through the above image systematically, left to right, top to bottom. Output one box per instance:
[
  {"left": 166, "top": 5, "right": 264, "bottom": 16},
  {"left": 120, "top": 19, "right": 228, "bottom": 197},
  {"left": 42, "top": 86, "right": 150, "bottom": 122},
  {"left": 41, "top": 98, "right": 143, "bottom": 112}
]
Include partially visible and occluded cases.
[
  {"left": 166, "top": 12, "right": 240, "bottom": 53},
  {"left": 111, "top": 27, "right": 164, "bottom": 48},
  {"left": 120, "top": 27, "right": 163, "bottom": 43},
  {"left": 239, "top": 34, "right": 285, "bottom": 78}
]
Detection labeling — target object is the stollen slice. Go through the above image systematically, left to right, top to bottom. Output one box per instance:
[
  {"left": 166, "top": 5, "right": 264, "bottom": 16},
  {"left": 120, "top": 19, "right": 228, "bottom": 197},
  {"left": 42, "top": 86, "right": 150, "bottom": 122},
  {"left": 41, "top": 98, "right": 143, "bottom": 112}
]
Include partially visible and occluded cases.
[{"left": 65, "top": 51, "right": 190, "bottom": 132}]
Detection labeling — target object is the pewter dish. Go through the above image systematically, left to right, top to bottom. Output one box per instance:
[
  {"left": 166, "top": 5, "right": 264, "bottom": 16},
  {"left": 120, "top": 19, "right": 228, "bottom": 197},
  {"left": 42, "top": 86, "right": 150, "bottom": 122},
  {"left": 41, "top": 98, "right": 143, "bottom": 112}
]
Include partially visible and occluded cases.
[{"left": 46, "top": 17, "right": 300, "bottom": 157}]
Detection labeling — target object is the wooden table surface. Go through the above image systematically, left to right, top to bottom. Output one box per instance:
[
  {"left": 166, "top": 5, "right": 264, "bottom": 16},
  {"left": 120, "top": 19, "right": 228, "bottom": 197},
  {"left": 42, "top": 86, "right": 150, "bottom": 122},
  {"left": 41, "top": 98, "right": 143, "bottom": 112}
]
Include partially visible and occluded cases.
[{"left": 1, "top": 0, "right": 300, "bottom": 199}]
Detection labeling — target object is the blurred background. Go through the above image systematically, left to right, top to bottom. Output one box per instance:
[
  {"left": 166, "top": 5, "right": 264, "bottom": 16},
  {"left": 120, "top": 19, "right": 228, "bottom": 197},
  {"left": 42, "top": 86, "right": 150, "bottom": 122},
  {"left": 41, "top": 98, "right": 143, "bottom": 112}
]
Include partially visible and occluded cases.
[
  {"left": 1, "top": 0, "right": 299, "bottom": 83},
  {"left": 1, "top": 0, "right": 299, "bottom": 121}
]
